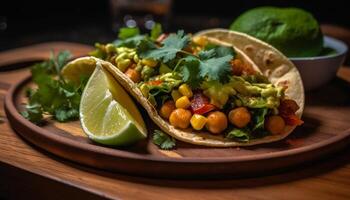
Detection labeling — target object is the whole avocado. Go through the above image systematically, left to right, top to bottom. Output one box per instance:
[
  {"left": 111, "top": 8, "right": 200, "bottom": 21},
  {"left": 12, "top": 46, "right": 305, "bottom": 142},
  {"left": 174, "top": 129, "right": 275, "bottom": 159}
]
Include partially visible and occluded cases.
[{"left": 230, "top": 7, "right": 323, "bottom": 57}]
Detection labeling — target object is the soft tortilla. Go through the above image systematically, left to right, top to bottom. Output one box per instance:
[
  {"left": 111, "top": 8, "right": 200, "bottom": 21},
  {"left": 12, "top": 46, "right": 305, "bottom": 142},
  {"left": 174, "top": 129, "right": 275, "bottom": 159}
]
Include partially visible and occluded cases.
[{"left": 75, "top": 31, "right": 304, "bottom": 147}]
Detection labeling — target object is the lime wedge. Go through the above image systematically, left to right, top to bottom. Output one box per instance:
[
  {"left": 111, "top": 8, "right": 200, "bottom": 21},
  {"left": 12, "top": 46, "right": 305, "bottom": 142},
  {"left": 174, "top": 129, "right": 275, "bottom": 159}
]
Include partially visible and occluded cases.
[
  {"left": 61, "top": 57, "right": 97, "bottom": 84},
  {"left": 80, "top": 61, "right": 147, "bottom": 146}
]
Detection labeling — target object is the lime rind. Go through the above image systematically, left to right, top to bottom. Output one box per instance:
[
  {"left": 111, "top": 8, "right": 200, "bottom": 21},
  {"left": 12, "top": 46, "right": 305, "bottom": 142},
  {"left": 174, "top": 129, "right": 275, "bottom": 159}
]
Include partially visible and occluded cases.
[{"left": 80, "top": 62, "right": 147, "bottom": 146}]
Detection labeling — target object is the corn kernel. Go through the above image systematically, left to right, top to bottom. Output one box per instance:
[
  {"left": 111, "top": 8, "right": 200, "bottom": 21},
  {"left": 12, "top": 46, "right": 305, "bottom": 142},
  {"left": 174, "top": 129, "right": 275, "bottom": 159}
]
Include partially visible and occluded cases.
[
  {"left": 192, "top": 36, "right": 208, "bottom": 46},
  {"left": 117, "top": 59, "right": 131, "bottom": 72},
  {"left": 141, "top": 59, "right": 158, "bottom": 67},
  {"left": 178, "top": 84, "right": 193, "bottom": 98},
  {"left": 171, "top": 90, "right": 182, "bottom": 102},
  {"left": 175, "top": 96, "right": 191, "bottom": 109},
  {"left": 190, "top": 114, "right": 207, "bottom": 130}
]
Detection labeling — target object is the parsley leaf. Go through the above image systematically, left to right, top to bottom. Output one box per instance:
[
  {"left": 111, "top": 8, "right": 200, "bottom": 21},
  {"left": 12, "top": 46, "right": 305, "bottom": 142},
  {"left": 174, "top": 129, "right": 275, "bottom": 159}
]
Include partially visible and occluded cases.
[
  {"left": 150, "top": 23, "right": 162, "bottom": 41},
  {"left": 118, "top": 27, "right": 140, "bottom": 40},
  {"left": 139, "top": 30, "right": 190, "bottom": 63},
  {"left": 152, "top": 130, "right": 176, "bottom": 150}
]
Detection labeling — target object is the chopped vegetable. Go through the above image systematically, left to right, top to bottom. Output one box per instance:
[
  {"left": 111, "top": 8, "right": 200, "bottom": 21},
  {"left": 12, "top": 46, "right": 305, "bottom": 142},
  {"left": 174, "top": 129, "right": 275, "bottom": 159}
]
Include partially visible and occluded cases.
[
  {"left": 125, "top": 68, "right": 141, "bottom": 83},
  {"left": 201, "top": 80, "right": 236, "bottom": 108},
  {"left": 178, "top": 83, "right": 193, "bottom": 98},
  {"left": 190, "top": 92, "right": 215, "bottom": 115},
  {"left": 175, "top": 96, "right": 191, "bottom": 109},
  {"left": 279, "top": 99, "right": 300, "bottom": 117},
  {"left": 160, "top": 100, "right": 176, "bottom": 119},
  {"left": 228, "top": 107, "right": 251, "bottom": 128},
  {"left": 169, "top": 108, "right": 192, "bottom": 129},
  {"left": 251, "top": 108, "right": 269, "bottom": 131},
  {"left": 206, "top": 111, "right": 228, "bottom": 134},
  {"left": 190, "top": 114, "right": 207, "bottom": 130},
  {"left": 283, "top": 114, "right": 304, "bottom": 126},
  {"left": 265, "top": 115, "right": 286, "bottom": 135},
  {"left": 226, "top": 128, "right": 250, "bottom": 142}
]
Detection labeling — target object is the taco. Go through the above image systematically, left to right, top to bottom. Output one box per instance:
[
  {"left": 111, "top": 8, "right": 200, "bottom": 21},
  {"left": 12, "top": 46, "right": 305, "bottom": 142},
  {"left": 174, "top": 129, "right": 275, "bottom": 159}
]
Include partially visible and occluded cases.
[{"left": 85, "top": 29, "right": 304, "bottom": 147}]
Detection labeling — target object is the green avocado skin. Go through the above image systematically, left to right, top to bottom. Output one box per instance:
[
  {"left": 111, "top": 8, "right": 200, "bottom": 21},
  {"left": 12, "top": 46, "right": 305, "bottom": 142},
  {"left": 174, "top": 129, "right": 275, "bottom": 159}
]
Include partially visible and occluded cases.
[{"left": 230, "top": 7, "right": 323, "bottom": 57}]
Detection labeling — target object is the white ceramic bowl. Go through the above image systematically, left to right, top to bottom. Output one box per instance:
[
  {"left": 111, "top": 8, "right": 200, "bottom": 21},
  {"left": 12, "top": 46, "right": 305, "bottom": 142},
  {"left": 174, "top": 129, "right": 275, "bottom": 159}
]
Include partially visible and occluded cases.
[{"left": 290, "top": 36, "right": 348, "bottom": 91}]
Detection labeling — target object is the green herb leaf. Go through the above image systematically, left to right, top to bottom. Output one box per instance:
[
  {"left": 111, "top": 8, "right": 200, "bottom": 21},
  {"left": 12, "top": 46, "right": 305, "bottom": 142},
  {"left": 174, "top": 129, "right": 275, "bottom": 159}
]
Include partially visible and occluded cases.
[
  {"left": 150, "top": 23, "right": 162, "bottom": 41},
  {"left": 118, "top": 27, "right": 140, "bottom": 40},
  {"left": 139, "top": 30, "right": 190, "bottom": 63},
  {"left": 114, "top": 35, "right": 146, "bottom": 48},
  {"left": 197, "top": 46, "right": 234, "bottom": 83},
  {"left": 214, "top": 46, "right": 235, "bottom": 57},
  {"left": 56, "top": 50, "right": 72, "bottom": 72},
  {"left": 22, "top": 51, "right": 86, "bottom": 124},
  {"left": 199, "top": 54, "right": 233, "bottom": 83},
  {"left": 180, "top": 56, "right": 202, "bottom": 88},
  {"left": 21, "top": 103, "right": 43, "bottom": 124},
  {"left": 54, "top": 107, "right": 79, "bottom": 122},
  {"left": 251, "top": 108, "right": 269, "bottom": 131},
  {"left": 226, "top": 128, "right": 250, "bottom": 142},
  {"left": 152, "top": 130, "right": 176, "bottom": 150}
]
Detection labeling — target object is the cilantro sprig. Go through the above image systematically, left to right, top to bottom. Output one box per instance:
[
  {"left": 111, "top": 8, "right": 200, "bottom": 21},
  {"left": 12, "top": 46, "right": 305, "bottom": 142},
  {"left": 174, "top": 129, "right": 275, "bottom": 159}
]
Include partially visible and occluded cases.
[
  {"left": 136, "top": 27, "right": 236, "bottom": 85},
  {"left": 138, "top": 30, "right": 191, "bottom": 63},
  {"left": 198, "top": 47, "right": 234, "bottom": 83},
  {"left": 21, "top": 51, "right": 87, "bottom": 124},
  {"left": 152, "top": 130, "right": 176, "bottom": 150}
]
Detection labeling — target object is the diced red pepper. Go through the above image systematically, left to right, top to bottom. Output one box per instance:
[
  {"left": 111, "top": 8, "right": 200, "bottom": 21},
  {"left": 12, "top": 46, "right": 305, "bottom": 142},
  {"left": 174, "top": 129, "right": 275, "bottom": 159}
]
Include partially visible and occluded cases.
[
  {"left": 147, "top": 80, "right": 163, "bottom": 86},
  {"left": 190, "top": 92, "right": 215, "bottom": 115},
  {"left": 279, "top": 99, "right": 300, "bottom": 117},
  {"left": 193, "top": 104, "right": 216, "bottom": 115},
  {"left": 283, "top": 114, "right": 304, "bottom": 126}
]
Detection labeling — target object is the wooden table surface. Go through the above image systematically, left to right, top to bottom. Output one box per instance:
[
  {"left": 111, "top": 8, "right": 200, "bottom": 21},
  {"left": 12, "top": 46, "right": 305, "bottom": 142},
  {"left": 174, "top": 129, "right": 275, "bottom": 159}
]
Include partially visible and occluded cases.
[{"left": 1, "top": 55, "right": 350, "bottom": 199}]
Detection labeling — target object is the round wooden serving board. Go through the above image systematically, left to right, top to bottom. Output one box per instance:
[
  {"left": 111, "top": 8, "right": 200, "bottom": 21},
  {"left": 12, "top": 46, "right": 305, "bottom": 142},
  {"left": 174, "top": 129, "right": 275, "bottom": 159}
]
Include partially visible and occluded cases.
[{"left": 3, "top": 43, "right": 350, "bottom": 178}]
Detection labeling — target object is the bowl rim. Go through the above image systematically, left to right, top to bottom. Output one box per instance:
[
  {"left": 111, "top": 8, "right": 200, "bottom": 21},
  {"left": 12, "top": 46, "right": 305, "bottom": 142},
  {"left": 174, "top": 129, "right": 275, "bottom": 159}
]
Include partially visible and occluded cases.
[{"left": 289, "top": 35, "right": 348, "bottom": 61}]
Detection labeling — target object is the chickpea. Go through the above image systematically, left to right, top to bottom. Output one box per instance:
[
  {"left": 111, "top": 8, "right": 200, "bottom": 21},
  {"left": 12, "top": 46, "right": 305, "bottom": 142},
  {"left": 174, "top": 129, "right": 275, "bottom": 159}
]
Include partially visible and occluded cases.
[
  {"left": 125, "top": 68, "right": 141, "bottom": 83},
  {"left": 160, "top": 100, "right": 176, "bottom": 119},
  {"left": 228, "top": 107, "right": 251, "bottom": 128},
  {"left": 169, "top": 108, "right": 192, "bottom": 129},
  {"left": 206, "top": 111, "right": 228, "bottom": 134},
  {"left": 265, "top": 115, "right": 285, "bottom": 135}
]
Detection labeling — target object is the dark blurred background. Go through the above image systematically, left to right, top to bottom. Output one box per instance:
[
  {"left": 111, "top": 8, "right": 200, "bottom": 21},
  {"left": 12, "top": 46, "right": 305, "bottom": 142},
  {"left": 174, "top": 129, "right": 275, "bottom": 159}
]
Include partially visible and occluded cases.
[{"left": 1, "top": 0, "right": 350, "bottom": 51}]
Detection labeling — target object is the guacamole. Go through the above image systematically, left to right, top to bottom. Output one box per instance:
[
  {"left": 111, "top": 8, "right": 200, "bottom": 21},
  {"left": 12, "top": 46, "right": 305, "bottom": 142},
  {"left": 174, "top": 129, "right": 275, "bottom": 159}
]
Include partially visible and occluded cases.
[{"left": 230, "top": 7, "right": 324, "bottom": 57}]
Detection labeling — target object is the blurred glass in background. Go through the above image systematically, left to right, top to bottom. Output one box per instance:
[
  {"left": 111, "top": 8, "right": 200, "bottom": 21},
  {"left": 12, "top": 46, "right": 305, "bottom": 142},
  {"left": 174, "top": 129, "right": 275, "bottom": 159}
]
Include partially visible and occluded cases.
[{"left": 109, "top": 0, "right": 172, "bottom": 32}]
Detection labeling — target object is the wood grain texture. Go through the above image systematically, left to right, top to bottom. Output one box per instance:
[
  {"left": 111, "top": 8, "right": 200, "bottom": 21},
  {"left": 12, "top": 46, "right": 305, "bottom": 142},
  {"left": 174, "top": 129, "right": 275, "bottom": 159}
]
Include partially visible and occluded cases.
[
  {"left": 1, "top": 41, "right": 350, "bottom": 199},
  {"left": 0, "top": 42, "right": 93, "bottom": 68}
]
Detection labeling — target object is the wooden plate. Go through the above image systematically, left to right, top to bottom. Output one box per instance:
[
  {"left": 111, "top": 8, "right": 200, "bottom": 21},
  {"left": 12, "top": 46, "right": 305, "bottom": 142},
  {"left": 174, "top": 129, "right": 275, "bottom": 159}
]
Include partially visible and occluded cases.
[{"left": 5, "top": 71, "right": 350, "bottom": 178}]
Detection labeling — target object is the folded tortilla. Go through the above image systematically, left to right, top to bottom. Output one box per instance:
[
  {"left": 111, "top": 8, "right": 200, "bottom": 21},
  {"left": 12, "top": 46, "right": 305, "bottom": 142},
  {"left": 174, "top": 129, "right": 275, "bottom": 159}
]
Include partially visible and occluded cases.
[{"left": 76, "top": 29, "right": 304, "bottom": 147}]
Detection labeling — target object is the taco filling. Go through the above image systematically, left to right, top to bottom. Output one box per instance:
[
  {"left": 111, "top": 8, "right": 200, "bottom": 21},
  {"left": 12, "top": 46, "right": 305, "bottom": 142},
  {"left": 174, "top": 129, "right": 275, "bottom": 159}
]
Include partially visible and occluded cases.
[{"left": 90, "top": 31, "right": 303, "bottom": 143}]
